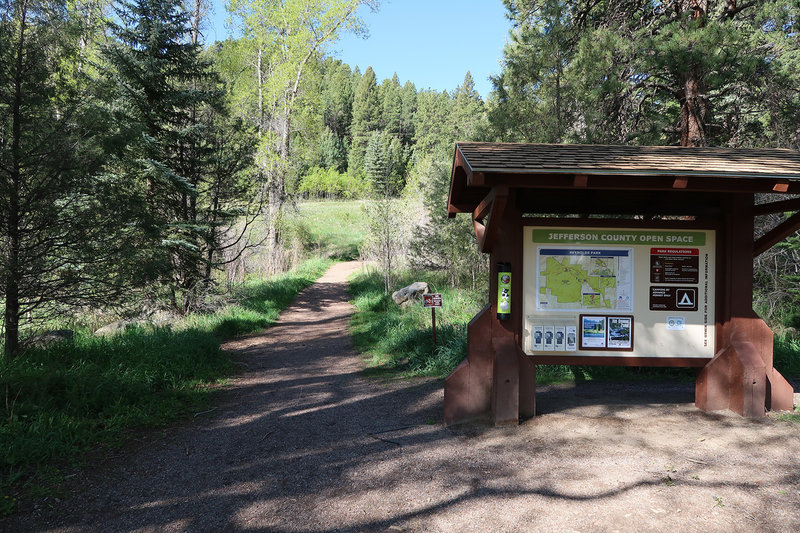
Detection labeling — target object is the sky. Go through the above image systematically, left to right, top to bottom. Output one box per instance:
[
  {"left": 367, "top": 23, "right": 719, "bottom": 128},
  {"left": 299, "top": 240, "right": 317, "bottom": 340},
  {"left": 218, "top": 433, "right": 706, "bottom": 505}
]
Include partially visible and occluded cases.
[{"left": 206, "top": 0, "right": 512, "bottom": 99}]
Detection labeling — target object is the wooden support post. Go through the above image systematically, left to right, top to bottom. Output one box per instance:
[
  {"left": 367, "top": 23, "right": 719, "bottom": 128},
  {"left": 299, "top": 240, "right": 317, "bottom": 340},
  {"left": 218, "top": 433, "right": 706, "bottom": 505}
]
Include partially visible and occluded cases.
[
  {"left": 445, "top": 187, "right": 536, "bottom": 426},
  {"left": 486, "top": 190, "right": 530, "bottom": 426},
  {"left": 696, "top": 194, "right": 794, "bottom": 416},
  {"left": 444, "top": 305, "right": 493, "bottom": 425}
]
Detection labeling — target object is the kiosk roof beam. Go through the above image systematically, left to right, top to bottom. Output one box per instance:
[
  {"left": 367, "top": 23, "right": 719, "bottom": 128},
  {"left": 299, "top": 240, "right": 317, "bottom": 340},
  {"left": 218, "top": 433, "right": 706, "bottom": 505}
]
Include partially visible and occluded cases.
[
  {"left": 472, "top": 186, "right": 508, "bottom": 254},
  {"left": 753, "top": 197, "right": 800, "bottom": 216},
  {"left": 754, "top": 211, "right": 800, "bottom": 257}
]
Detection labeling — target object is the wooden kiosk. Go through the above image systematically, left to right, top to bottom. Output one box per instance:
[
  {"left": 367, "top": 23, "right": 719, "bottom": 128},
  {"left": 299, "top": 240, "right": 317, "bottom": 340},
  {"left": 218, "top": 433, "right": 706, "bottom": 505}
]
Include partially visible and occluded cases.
[{"left": 444, "top": 142, "right": 799, "bottom": 426}]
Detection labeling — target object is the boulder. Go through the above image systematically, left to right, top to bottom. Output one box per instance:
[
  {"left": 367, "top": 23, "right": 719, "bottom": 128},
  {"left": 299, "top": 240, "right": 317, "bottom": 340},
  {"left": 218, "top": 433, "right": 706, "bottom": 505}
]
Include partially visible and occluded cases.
[
  {"left": 391, "top": 282, "right": 429, "bottom": 307},
  {"left": 94, "top": 310, "right": 179, "bottom": 337},
  {"left": 148, "top": 310, "right": 179, "bottom": 328},
  {"left": 94, "top": 319, "right": 139, "bottom": 337},
  {"left": 26, "top": 329, "right": 75, "bottom": 348}
]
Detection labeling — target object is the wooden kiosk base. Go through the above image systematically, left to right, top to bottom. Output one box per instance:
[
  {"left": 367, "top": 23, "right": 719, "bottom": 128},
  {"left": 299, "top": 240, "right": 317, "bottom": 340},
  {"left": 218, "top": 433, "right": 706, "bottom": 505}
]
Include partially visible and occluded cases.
[{"left": 444, "top": 143, "right": 798, "bottom": 426}]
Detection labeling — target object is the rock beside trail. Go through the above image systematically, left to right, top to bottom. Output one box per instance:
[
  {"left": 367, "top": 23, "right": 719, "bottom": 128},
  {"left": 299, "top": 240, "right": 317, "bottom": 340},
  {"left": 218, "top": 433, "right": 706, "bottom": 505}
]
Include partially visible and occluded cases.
[
  {"left": 391, "top": 282, "right": 429, "bottom": 307},
  {"left": 95, "top": 311, "right": 179, "bottom": 337},
  {"left": 94, "top": 319, "right": 139, "bottom": 337},
  {"left": 26, "top": 329, "right": 75, "bottom": 348}
]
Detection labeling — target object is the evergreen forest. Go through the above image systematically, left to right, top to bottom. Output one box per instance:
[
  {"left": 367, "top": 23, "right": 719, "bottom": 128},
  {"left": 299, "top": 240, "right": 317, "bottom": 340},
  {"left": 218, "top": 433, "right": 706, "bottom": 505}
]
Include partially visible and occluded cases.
[{"left": 2, "top": 0, "right": 800, "bottom": 509}]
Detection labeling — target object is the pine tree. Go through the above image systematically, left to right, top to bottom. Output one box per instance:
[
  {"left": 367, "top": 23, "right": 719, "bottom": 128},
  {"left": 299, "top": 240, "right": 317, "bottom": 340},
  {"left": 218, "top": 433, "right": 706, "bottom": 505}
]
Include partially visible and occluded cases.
[
  {"left": 0, "top": 0, "right": 123, "bottom": 356},
  {"left": 105, "top": 0, "right": 226, "bottom": 312},
  {"left": 492, "top": 0, "right": 800, "bottom": 147},
  {"left": 321, "top": 59, "right": 355, "bottom": 142},
  {"left": 349, "top": 66, "right": 381, "bottom": 175},
  {"left": 451, "top": 71, "right": 486, "bottom": 142},
  {"left": 380, "top": 73, "right": 402, "bottom": 136},
  {"left": 409, "top": 74, "right": 489, "bottom": 290},
  {"left": 399, "top": 80, "right": 417, "bottom": 146},
  {"left": 412, "top": 90, "right": 454, "bottom": 157},
  {"left": 363, "top": 130, "right": 403, "bottom": 294}
]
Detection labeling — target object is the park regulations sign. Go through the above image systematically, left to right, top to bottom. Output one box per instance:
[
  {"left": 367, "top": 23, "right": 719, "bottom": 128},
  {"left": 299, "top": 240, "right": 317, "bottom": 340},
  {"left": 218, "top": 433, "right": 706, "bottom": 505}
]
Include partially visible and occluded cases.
[{"left": 523, "top": 227, "right": 716, "bottom": 359}]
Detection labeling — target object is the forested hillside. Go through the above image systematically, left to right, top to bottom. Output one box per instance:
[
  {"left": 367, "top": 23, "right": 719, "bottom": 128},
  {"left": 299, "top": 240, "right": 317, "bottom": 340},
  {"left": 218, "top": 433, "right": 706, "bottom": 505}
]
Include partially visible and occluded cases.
[{"left": 0, "top": 0, "right": 496, "bottom": 358}]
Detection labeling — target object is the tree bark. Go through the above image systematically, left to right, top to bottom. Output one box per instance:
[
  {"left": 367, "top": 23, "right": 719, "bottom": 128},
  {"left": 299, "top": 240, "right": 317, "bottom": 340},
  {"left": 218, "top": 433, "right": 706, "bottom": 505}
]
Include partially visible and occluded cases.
[
  {"left": 191, "top": 0, "right": 201, "bottom": 45},
  {"left": 678, "top": 0, "right": 708, "bottom": 147},
  {"left": 257, "top": 48, "right": 264, "bottom": 133},
  {"left": 680, "top": 67, "right": 707, "bottom": 147},
  {"left": 266, "top": 109, "right": 290, "bottom": 274}
]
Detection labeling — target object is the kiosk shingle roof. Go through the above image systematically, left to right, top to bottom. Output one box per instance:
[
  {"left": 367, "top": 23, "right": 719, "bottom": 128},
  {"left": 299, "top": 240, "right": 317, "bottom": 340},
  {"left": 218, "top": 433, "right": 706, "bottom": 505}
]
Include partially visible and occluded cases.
[{"left": 457, "top": 142, "right": 800, "bottom": 179}]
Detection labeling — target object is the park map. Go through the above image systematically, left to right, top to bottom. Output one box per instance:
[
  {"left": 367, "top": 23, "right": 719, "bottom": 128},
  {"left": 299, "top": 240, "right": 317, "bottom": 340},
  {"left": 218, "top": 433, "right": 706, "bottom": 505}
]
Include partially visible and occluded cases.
[{"left": 537, "top": 248, "right": 633, "bottom": 311}]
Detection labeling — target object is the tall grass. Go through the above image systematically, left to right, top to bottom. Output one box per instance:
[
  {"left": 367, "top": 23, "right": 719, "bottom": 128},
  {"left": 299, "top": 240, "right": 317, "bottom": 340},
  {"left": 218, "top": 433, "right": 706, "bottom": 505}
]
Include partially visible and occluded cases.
[
  {"left": 288, "top": 200, "right": 367, "bottom": 260},
  {"left": 0, "top": 257, "right": 332, "bottom": 513},
  {"left": 349, "top": 268, "right": 484, "bottom": 377},
  {"left": 774, "top": 333, "right": 800, "bottom": 378}
]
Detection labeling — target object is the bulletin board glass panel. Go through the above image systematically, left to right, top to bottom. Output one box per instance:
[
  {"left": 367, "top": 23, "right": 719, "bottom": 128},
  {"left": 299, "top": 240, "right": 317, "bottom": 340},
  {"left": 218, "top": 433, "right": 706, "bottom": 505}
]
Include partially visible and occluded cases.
[{"left": 522, "top": 226, "right": 715, "bottom": 359}]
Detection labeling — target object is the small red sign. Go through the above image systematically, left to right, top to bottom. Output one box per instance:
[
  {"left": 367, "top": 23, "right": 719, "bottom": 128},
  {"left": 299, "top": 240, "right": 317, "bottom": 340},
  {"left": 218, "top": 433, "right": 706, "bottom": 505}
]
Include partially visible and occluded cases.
[{"left": 423, "top": 293, "right": 443, "bottom": 308}]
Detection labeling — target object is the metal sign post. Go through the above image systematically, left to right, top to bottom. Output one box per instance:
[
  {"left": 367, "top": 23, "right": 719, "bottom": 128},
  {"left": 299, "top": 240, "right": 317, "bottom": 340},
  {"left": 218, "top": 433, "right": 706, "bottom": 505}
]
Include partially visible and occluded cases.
[{"left": 423, "top": 293, "right": 443, "bottom": 348}]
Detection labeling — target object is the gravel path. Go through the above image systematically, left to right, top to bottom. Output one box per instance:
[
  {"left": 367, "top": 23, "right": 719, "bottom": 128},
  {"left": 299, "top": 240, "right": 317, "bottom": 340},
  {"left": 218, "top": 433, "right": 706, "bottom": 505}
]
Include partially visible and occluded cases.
[{"left": 5, "top": 261, "right": 800, "bottom": 532}]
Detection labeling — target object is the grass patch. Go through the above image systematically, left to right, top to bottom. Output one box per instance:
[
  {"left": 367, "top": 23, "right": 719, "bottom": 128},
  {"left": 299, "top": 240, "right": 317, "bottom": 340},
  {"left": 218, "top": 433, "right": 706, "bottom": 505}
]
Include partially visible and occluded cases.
[
  {"left": 289, "top": 200, "right": 367, "bottom": 260},
  {"left": 0, "top": 257, "right": 332, "bottom": 514},
  {"left": 189, "top": 257, "right": 333, "bottom": 338},
  {"left": 349, "top": 268, "right": 484, "bottom": 378},
  {"left": 773, "top": 332, "right": 800, "bottom": 379},
  {"left": 776, "top": 408, "right": 800, "bottom": 423}
]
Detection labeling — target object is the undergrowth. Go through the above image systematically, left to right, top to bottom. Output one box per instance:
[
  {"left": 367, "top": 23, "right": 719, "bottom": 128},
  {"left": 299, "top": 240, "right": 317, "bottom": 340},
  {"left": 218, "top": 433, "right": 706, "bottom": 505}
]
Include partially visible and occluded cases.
[
  {"left": 0, "top": 257, "right": 331, "bottom": 514},
  {"left": 349, "top": 268, "right": 484, "bottom": 377},
  {"left": 773, "top": 333, "right": 800, "bottom": 378},
  {"left": 775, "top": 407, "right": 800, "bottom": 423}
]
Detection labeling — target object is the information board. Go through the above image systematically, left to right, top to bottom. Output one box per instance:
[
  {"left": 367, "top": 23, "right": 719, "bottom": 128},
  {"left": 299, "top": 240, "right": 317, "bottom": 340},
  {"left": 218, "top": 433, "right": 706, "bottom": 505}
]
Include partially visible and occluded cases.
[{"left": 523, "top": 227, "right": 715, "bottom": 359}]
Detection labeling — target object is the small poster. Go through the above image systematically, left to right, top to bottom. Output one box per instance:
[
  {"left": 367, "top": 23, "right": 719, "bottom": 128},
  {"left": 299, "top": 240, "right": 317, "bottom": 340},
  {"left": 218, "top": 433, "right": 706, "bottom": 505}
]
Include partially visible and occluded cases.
[
  {"left": 650, "top": 286, "right": 698, "bottom": 312},
  {"left": 422, "top": 293, "right": 443, "bottom": 308},
  {"left": 579, "top": 315, "right": 635, "bottom": 351},
  {"left": 580, "top": 316, "right": 607, "bottom": 349},
  {"left": 607, "top": 316, "right": 633, "bottom": 350},
  {"left": 532, "top": 325, "right": 544, "bottom": 350},
  {"left": 543, "top": 325, "right": 555, "bottom": 351},
  {"left": 555, "top": 326, "right": 566, "bottom": 351},
  {"left": 566, "top": 326, "right": 577, "bottom": 351}
]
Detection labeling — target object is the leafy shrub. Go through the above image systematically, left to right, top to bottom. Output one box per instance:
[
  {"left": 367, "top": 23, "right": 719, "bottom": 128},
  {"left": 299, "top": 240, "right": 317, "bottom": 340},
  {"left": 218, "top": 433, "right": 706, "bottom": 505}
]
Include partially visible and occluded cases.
[{"left": 298, "top": 167, "right": 366, "bottom": 199}]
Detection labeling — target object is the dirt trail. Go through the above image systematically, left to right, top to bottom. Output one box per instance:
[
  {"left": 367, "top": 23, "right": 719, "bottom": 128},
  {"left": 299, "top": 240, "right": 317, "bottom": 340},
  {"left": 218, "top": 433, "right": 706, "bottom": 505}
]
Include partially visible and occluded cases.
[{"left": 5, "top": 261, "right": 800, "bottom": 532}]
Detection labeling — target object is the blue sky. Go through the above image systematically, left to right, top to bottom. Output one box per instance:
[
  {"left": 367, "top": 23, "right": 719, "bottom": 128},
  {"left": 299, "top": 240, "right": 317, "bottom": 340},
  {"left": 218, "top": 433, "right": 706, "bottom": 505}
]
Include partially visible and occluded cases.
[{"left": 206, "top": 0, "right": 512, "bottom": 99}]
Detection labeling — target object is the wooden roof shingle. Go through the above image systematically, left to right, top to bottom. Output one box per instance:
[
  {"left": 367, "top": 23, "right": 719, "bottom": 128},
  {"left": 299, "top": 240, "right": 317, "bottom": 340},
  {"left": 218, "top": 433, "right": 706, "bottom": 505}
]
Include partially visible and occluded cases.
[
  {"left": 448, "top": 142, "right": 800, "bottom": 217},
  {"left": 456, "top": 142, "right": 800, "bottom": 179}
]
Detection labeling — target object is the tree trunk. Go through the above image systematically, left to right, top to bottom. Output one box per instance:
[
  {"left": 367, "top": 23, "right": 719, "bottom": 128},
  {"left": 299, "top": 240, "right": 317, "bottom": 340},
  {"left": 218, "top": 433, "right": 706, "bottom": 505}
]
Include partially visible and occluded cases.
[
  {"left": 191, "top": 0, "right": 201, "bottom": 45},
  {"left": 679, "top": 0, "right": 708, "bottom": 147},
  {"left": 4, "top": 3, "right": 28, "bottom": 358},
  {"left": 4, "top": 4, "right": 28, "bottom": 356},
  {"left": 257, "top": 48, "right": 264, "bottom": 133},
  {"left": 680, "top": 67, "right": 706, "bottom": 147},
  {"left": 266, "top": 109, "right": 290, "bottom": 274},
  {"left": 4, "top": 195, "right": 21, "bottom": 357}
]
